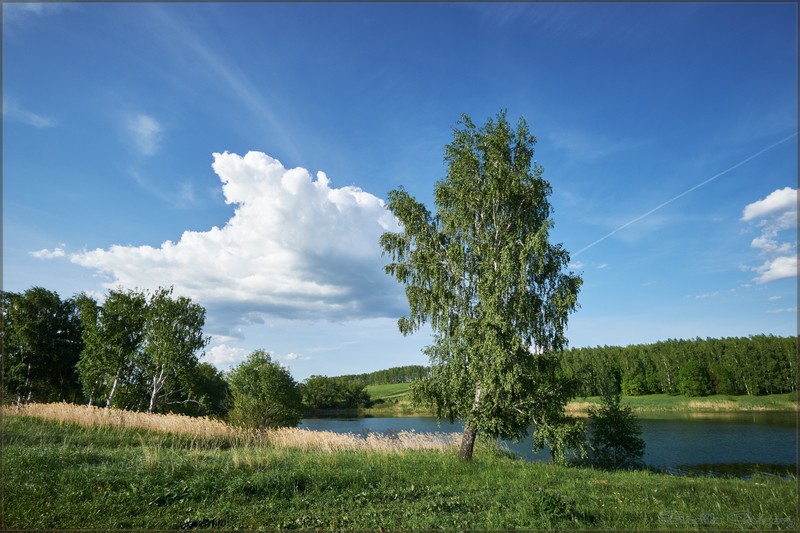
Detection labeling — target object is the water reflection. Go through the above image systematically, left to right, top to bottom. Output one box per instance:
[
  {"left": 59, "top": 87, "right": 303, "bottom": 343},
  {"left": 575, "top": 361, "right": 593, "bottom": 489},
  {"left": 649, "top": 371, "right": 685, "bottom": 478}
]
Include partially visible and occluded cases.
[{"left": 300, "top": 412, "right": 797, "bottom": 477}]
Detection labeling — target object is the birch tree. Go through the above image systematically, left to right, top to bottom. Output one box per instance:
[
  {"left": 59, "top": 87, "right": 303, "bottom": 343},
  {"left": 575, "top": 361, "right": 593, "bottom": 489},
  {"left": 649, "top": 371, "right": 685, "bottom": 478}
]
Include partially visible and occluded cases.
[
  {"left": 381, "top": 111, "right": 583, "bottom": 460},
  {"left": 142, "top": 287, "right": 208, "bottom": 414},
  {"left": 76, "top": 289, "right": 147, "bottom": 408}
]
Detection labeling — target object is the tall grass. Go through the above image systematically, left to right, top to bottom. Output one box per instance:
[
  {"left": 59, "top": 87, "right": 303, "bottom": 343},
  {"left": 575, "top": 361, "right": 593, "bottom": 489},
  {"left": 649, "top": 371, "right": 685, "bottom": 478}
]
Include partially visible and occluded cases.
[{"left": 3, "top": 402, "right": 460, "bottom": 453}]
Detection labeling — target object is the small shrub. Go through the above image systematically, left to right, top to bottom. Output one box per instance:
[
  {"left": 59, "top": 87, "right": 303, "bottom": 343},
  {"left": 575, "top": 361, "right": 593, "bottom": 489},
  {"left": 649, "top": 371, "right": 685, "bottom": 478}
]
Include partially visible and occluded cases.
[
  {"left": 582, "top": 392, "right": 645, "bottom": 470},
  {"left": 532, "top": 485, "right": 578, "bottom": 522}
]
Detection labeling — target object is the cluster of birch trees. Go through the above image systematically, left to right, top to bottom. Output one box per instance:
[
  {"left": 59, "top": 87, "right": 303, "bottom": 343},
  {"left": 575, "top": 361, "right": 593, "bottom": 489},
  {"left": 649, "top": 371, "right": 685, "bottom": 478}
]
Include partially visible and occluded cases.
[{"left": 3, "top": 286, "right": 228, "bottom": 416}]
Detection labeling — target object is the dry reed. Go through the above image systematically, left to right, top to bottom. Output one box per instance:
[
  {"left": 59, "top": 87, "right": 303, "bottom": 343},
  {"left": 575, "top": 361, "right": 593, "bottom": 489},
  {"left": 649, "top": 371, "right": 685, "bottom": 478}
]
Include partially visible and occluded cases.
[{"left": 4, "top": 402, "right": 460, "bottom": 454}]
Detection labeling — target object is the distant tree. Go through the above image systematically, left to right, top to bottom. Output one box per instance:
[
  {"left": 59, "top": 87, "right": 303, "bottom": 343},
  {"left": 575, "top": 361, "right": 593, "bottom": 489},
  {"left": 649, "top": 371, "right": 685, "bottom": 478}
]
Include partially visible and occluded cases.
[
  {"left": 381, "top": 110, "right": 583, "bottom": 460},
  {"left": 142, "top": 287, "right": 209, "bottom": 413},
  {"left": 2, "top": 288, "right": 83, "bottom": 406},
  {"left": 227, "top": 350, "right": 303, "bottom": 429},
  {"left": 676, "top": 360, "right": 712, "bottom": 397},
  {"left": 190, "top": 362, "right": 231, "bottom": 417},
  {"left": 621, "top": 372, "right": 648, "bottom": 396},
  {"left": 301, "top": 375, "right": 369, "bottom": 409},
  {"left": 583, "top": 392, "right": 645, "bottom": 470}
]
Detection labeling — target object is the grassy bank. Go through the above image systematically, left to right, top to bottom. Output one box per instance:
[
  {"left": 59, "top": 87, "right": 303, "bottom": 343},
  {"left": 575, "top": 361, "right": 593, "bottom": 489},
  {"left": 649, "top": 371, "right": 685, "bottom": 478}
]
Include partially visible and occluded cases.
[
  {"left": 365, "top": 384, "right": 798, "bottom": 416},
  {"left": 570, "top": 392, "right": 799, "bottom": 413},
  {"left": 3, "top": 407, "right": 797, "bottom": 531}
]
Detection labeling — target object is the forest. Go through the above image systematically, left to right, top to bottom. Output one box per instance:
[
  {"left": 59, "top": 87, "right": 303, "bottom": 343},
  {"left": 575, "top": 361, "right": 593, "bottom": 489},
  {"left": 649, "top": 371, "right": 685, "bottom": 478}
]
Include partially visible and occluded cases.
[
  {"left": 559, "top": 335, "right": 797, "bottom": 397},
  {"left": 336, "top": 365, "right": 429, "bottom": 385}
]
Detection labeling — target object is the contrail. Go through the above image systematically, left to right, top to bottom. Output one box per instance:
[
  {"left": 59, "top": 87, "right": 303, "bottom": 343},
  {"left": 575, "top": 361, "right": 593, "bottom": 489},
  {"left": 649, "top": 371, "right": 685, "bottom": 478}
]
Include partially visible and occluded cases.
[{"left": 572, "top": 132, "right": 798, "bottom": 258}]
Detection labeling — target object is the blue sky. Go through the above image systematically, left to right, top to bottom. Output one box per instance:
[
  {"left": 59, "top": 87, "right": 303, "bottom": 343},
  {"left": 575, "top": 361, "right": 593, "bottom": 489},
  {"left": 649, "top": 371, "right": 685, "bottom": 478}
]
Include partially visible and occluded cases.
[{"left": 4, "top": 3, "right": 797, "bottom": 381}]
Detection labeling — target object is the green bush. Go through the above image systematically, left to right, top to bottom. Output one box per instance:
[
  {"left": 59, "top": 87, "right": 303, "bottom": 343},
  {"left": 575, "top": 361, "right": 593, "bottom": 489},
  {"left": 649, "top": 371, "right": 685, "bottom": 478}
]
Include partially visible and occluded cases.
[
  {"left": 226, "top": 350, "right": 303, "bottom": 429},
  {"left": 582, "top": 392, "right": 644, "bottom": 470}
]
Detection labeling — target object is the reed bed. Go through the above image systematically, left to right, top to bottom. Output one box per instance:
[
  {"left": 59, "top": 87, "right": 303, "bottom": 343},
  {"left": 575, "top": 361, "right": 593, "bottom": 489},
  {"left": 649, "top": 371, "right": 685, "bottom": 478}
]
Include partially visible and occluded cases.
[
  {"left": 3, "top": 402, "right": 460, "bottom": 453},
  {"left": 4, "top": 402, "right": 238, "bottom": 439},
  {"left": 267, "top": 426, "right": 460, "bottom": 453}
]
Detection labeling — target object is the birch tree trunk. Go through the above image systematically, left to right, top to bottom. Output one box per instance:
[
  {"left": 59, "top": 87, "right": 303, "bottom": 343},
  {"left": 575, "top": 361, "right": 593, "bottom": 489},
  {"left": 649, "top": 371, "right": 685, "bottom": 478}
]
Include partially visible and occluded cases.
[
  {"left": 148, "top": 365, "right": 167, "bottom": 414},
  {"left": 106, "top": 366, "right": 122, "bottom": 409},
  {"left": 458, "top": 383, "right": 482, "bottom": 460}
]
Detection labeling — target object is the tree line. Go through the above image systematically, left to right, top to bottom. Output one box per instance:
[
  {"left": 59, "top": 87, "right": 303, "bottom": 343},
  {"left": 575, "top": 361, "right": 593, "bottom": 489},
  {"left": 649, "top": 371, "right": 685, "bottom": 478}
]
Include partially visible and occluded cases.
[
  {"left": 1, "top": 286, "right": 371, "bottom": 420},
  {"left": 3, "top": 286, "right": 229, "bottom": 416},
  {"left": 559, "top": 335, "right": 798, "bottom": 397},
  {"left": 336, "top": 365, "right": 429, "bottom": 385}
]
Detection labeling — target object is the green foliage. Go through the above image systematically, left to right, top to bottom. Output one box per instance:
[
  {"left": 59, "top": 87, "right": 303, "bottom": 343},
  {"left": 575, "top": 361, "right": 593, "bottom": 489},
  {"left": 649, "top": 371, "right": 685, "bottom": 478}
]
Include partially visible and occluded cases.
[
  {"left": 381, "top": 110, "right": 582, "bottom": 459},
  {"left": 75, "top": 287, "right": 210, "bottom": 413},
  {"left": 142, "top": 287, "right": 209, "bottom": 413},
  {"left": 2, "top": 288, "right": 84, "bottom": 404},
  {"left": 76, "top": 289, "right": 148, "bottom": 408},
  {"left": 227, "top": 350, "right": 303, "bottom": 429},
  {"left": 677, "top": 360, "right": 712, "bottom": 397},
  {"left": 168, "top": 362, "right": 231, "bottom": 418},
  {"left": 335, "top": 365, "right": 429, "bottom": 385},
  {"left": 621, "top": 372, "right": 649, "bottom": 396},
  {"left": 301, "top": 375, "right": 369, "bottom": 409},
  {"left": 582, "top": 392, "right": 645, "bottom": 470},
  {"left": 532, "top": 485, "right": 580, "bottom": 523}
]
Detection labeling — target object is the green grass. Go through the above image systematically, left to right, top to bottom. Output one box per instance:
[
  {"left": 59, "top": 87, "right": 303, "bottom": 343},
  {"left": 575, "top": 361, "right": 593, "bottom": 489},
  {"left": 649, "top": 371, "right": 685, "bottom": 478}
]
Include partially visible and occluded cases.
[
  {"left": 363, "top": 382, "right": 430, "bottom": 416},
  {"left": 365, "top": 382, "right": 412, "bottom": 401},
  {"left": 572, "top": 392, "right": 799, "bottom": 413},
  {"left": 3, "top": 416, "right": 797, "bottom": 531}
]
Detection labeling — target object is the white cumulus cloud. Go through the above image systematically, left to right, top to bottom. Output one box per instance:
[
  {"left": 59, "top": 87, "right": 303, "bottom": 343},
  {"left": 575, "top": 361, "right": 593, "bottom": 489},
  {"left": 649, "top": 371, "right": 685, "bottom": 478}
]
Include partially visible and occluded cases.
[
  {"left": 68, "top": 151, "right": 405, "bottom": 326},
  {"left": 741, "top": 187, "right": 797, "bottom": 284},
  {"left": 741, "top": 187, "right": 797, "bottom": 222},
  {"left": 752, "top": 255, "right": 797, "bottom": 284},
  {"left": 207, "top": 344, "right": 249, "bottom": 370}
]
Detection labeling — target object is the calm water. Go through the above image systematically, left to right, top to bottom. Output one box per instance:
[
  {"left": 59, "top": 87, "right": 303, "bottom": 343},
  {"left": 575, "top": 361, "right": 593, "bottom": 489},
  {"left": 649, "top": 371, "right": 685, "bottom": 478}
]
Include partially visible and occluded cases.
[{"left": 300, "top": 412, "right": 798, "bottom": 476}]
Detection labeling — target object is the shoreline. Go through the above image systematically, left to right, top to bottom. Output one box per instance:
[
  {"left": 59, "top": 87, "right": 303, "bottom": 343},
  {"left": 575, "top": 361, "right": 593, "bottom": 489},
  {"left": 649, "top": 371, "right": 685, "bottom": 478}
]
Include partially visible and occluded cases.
[{"left": 354, "top": 391, "right": 798, "bottom": 418}]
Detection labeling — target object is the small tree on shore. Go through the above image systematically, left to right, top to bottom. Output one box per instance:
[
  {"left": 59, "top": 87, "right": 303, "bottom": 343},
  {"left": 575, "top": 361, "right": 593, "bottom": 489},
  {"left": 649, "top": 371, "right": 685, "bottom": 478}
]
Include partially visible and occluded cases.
[
  {"left": 227, "top": 350, "right": 303, "bottom": 429},
  {"left": 583, "top": 392, "right": 645, "bottom": 470}
]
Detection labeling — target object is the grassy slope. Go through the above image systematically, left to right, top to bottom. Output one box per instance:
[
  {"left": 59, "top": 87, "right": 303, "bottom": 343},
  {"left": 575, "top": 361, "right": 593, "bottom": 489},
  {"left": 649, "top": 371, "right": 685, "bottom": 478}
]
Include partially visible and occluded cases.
[{"left": 3, "top": 416, "right": 796, "bottom": 531}]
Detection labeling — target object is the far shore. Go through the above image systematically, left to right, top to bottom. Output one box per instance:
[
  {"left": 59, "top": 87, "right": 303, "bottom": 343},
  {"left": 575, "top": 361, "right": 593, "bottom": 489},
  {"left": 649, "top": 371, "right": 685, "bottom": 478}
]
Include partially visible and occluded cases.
[{"left": 344, "top": 391, "right": 799, "bottom": 418}]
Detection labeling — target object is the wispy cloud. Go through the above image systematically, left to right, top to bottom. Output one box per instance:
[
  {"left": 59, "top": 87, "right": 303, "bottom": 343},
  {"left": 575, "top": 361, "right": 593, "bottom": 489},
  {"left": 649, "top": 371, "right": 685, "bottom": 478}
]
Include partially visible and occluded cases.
[
  {"left": 4, "top": 3, "right": 77, "bottom": 26},
  {"left": 144, "top": 5, "right": 300, "bottom": 162},
  {"left": 3, "top": 99, "right": 56, "bottom": 128},
  {"left": 128, "top": 114, "right": 162, "bottom": 156},
  {"left": 547, "top": 129, "right": 647, "bottom": 162},
  {"left": 30, "top": 246, "right": 66, "bottom": 259},
  {"left": 695, "top": 291, "right": 719, "bottom": 300},
  {"left": 767, "top": 307, "right": 798, "bottom": 314}
]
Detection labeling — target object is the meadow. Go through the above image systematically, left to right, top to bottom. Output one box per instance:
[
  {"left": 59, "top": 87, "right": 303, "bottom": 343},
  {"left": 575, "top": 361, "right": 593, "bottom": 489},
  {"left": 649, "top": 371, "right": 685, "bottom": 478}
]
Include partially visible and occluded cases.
[{"left": 3, "top": 403, "right": 797, "bottom": 531}]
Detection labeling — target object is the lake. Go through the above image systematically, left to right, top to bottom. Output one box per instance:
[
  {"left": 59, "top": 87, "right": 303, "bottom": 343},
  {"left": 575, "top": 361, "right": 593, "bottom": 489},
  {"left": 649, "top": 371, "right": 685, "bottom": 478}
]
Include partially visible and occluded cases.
[{"left": 300, "top": 412, "right": 797, "bottom": 477}]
